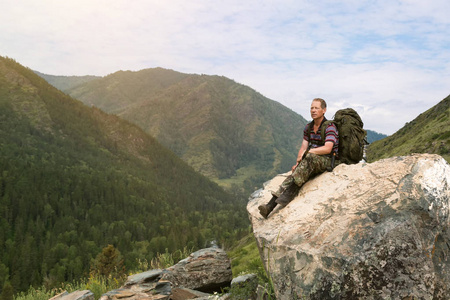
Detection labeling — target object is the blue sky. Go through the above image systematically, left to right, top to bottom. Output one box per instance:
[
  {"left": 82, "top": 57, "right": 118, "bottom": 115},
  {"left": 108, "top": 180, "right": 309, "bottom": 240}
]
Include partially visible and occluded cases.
[{"left": 1, "top": 0, "right": 449, "bottom": 135}]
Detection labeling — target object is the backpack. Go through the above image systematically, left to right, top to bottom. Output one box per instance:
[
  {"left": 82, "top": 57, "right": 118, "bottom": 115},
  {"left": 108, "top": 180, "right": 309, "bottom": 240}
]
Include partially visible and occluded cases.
[{"left": 315, "top": 108, "right": 367, "bottom": 164}]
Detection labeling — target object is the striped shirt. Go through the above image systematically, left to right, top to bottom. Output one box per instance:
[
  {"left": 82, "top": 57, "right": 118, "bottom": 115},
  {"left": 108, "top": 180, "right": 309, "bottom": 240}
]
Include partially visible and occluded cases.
[{"left": 303, "top": 118, "right": 339, "bottom": 157}]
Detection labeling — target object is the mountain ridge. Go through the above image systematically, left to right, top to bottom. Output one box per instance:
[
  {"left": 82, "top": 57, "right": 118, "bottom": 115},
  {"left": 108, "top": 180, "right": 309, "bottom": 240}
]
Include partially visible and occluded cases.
[
  {"left": 0, "top": 56, "right": 247, "bottom": 292},
  {"left": 55, "top": 68, "right": 308, "bottom": 193},
  {"left": 33, "top": 70, "right": 101, "bottom": 91}
]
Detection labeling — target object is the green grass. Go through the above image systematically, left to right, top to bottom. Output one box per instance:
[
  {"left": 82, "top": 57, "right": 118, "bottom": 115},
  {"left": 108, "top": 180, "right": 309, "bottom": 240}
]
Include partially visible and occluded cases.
[
  {"left": 367, "top": 96, "right": 449, "bottom": 164},
  {"left": 215, "top": 164, "right": 261, "bottom": 189},
  {"left": 227, "top": 232, "right": 274, "bottom": 297},
  {"left": 13, "top": 236, "right": 274, "bottom": 299},
  {"left": 12, "top": 247, "right": 194, "bottom": 300},
  {"left": 13, "top": 275, "right": 123, "bottom": 300}
]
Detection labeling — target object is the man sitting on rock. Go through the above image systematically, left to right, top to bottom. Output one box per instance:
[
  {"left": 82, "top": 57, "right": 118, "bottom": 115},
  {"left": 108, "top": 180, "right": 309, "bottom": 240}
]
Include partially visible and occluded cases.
[{"left": 258, "top": 98, "right": 339, "bottom": 218}]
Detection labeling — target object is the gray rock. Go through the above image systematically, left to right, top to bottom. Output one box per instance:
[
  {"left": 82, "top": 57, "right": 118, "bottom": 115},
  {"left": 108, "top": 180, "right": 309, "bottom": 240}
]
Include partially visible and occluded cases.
[
  {"left": 248, "top": 154, "right": 450, "bottom": 299},
  {"left": 101, "top": 247, "right": 231, "bottom": 299},
  {"left": 162, "top": 247, "right": 232, "bottom": 293},
  {"left": 101, "top": 269, "right": 171, "bottom": 299},
  {"left": 123, "top": 269, "right": 164, "bottom": 287},
  {"left": 231, "top": 273, "right": 257, "bottom": 286},
  {"left": 230, "top": 274, "right": 258, "bottom": 299},
  {"left": 101, "top": 280, "right": 171, "bottom": 300},
  {"left": 170, "top": 287, "right": 211, "bottom": 299},
  {"left": 50, "top": 290, "right": 94, "bottom": 300}
]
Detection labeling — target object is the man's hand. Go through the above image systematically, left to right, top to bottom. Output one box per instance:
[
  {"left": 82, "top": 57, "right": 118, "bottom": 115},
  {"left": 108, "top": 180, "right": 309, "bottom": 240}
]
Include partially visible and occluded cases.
[{"left": 291, "top": 161, "right": 299, "bottom": 172}]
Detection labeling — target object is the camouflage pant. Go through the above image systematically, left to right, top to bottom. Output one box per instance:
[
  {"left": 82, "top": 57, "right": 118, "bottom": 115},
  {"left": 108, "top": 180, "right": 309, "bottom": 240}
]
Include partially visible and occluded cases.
[{"left": 272, "top": 153, "right": 331, "bottom": 197}]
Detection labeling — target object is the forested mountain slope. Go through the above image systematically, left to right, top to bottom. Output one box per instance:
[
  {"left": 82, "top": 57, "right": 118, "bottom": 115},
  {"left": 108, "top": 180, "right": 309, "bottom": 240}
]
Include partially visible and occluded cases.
[
  {"left": 0, "top": 57, "right": 247, "bottom": 293},
  {"left": 61, "top": 69, "right": 308, "bottom": 193},
  {"left": 367, "top": 95, "right": 449, "bottom": 163},
  {"left": 366, "top": 130, "right": 387, "bottom": 144}
]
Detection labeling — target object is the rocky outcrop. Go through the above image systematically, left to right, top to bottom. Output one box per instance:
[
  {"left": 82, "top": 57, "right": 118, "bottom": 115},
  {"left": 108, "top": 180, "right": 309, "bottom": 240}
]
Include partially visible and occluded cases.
[
  {"left": 248, "top": 154, "right": 450, "bottom": 299},
  {"left": 52, "top": 247, "right": 265, "bottom": 300},
  {"left": 101, "top": 247, "right": 232, "bottom": 300},
  {"left": 161, "top": 247, "right": 232, "bottom": 293},
  {"left": 101, "top": 269, "right": 171, "bottom": 299}
]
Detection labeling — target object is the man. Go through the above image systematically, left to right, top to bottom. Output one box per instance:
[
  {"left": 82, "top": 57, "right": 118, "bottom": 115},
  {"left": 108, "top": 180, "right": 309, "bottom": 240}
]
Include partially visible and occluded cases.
[{"left": 258, "top": 98, "right": 339, "bottom": 218}]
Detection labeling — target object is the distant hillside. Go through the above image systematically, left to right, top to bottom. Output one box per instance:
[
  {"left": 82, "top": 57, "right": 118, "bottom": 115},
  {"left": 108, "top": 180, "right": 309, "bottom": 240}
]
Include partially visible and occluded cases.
[
  {"left": 0, "top": 57, "right": 247, "bottom": 293},
  {"left": 61, "top": 68, "right": 308, "bottom": 193},
  {"left": 34, "top": 70, "right": 100, "bottom": 91},
  {"left": 39, "top": 70, "right": 387, "bottom": 145},
  {"left": 367, "top": 95, "right": 450, "bottom": 162},
  {"left": 367, "top": 130, "right": 387, "bottom": 144}
]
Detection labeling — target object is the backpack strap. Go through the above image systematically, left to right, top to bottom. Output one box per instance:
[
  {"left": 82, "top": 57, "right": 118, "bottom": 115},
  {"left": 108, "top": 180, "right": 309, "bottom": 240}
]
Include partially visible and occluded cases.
[
  {"left": 319, "top": 120, "right": 334, "bottom": 143},
  {"left": 307, "top": 122, "right": 313, "bottom": 140}
]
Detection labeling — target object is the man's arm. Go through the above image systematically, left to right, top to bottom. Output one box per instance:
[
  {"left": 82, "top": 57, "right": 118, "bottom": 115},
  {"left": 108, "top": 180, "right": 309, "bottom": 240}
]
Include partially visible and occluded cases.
[
  {"left": 291, "top": 122, "right": 336, "bottom": 171},
  {"left": 309, "top": 123, "right": 337, "bottom": 156},
  {"left": 291, "top": 139, "right": 310, "bottom": 171},
  {"left": 296, "top": 139, "right": 310, "bottom": 162},
  {"left": 308, "top": 141, "right": 334, "bottom": 156}
]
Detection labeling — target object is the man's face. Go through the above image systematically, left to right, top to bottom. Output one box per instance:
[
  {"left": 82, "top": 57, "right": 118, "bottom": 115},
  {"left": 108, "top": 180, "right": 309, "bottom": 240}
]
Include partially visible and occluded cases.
[{"left": 310, "top": 100, "right": 326, "bottom": 120}]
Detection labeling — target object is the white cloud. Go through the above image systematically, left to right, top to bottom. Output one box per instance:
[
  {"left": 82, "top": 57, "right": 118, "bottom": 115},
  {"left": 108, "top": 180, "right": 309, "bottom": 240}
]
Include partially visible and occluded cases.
[{"left": 0, "top": 0, "right": 449, "bottom": 135}]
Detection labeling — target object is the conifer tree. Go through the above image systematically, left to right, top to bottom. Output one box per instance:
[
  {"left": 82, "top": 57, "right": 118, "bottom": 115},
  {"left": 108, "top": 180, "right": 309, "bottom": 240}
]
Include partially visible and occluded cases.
[{"left": 91, "top": 245, "right": 126, "bottom": 279}]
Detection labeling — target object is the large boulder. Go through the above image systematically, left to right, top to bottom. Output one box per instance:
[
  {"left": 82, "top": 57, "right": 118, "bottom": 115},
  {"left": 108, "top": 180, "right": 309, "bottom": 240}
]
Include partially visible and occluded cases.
[{"left": 247, "top": 154, "right": 450, "bottom": 299}]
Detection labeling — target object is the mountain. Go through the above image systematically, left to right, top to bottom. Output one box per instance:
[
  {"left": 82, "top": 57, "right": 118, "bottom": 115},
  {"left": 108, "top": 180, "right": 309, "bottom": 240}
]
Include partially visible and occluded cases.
[
  {"left": 0, "top": 56, "right": 248, "bottom": 292},
  {"left": 53, "top": 68, "right": 308, "bottom": 194},
  {"left": 39, "top": 69, "right": 388, "bottom": 194},
  {"left": 33, "top": 70, "right": 100, "bottom": 91},
  {"left": 367, "top": 95, "right": 450, "bottom": 162},
  {"left": 366, "top": 130, "right": 387, "bottom": 144}
]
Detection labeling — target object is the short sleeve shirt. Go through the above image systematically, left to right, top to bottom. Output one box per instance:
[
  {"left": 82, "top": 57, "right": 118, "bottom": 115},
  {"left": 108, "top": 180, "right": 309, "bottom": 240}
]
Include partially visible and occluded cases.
[{"left": 303, "top": 118, "right": 339, "bottom": 157}]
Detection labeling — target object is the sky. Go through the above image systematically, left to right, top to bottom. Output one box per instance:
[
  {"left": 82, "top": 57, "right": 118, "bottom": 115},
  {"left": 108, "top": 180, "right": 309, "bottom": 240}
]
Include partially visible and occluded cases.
[{"left": 1, "top": 0, "right": 449, "bottom": 135}]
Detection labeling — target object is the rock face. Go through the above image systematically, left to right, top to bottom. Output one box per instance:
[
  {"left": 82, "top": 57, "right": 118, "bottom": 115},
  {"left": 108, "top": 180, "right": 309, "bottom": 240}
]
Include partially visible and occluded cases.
[{"left": 247, "top": 154, "right": 450, "bottom": 299}]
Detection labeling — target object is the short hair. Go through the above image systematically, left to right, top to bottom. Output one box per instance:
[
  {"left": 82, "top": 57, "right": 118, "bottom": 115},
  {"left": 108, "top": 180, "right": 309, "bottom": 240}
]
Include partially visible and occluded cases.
[{"left": 312, "top": 98, "right": 327, "bottom": 109}]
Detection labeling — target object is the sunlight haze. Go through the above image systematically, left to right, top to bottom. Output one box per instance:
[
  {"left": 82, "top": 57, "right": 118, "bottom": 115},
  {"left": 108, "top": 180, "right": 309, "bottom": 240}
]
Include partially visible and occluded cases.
[{"left": 1, "top": 0, "right": 449, "bottom": 135}]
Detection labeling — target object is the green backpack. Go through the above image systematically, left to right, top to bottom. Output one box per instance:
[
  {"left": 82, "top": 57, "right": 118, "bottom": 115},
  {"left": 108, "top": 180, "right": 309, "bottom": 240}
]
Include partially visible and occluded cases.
[{"left": 319, "top": 108, "right": 368, "bottom": 164}]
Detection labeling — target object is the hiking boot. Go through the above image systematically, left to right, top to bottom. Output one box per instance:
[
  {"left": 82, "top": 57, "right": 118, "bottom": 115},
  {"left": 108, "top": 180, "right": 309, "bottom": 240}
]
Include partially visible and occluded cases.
[
  {"left": 275, "top": 182, "right": 300, "bottom": 207},
  {"left": 258, "top": 196, "right": 278, "bottom": 218}
]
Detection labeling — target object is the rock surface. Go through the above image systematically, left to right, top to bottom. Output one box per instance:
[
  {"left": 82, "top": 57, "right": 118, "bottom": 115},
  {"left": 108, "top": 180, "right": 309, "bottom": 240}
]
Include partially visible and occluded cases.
[
  {"left": 247, "top": 154, "right": 450, "bottom": 299},
  {"left": 50, "top": 290, "right": 94, "bottom": 300}
]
